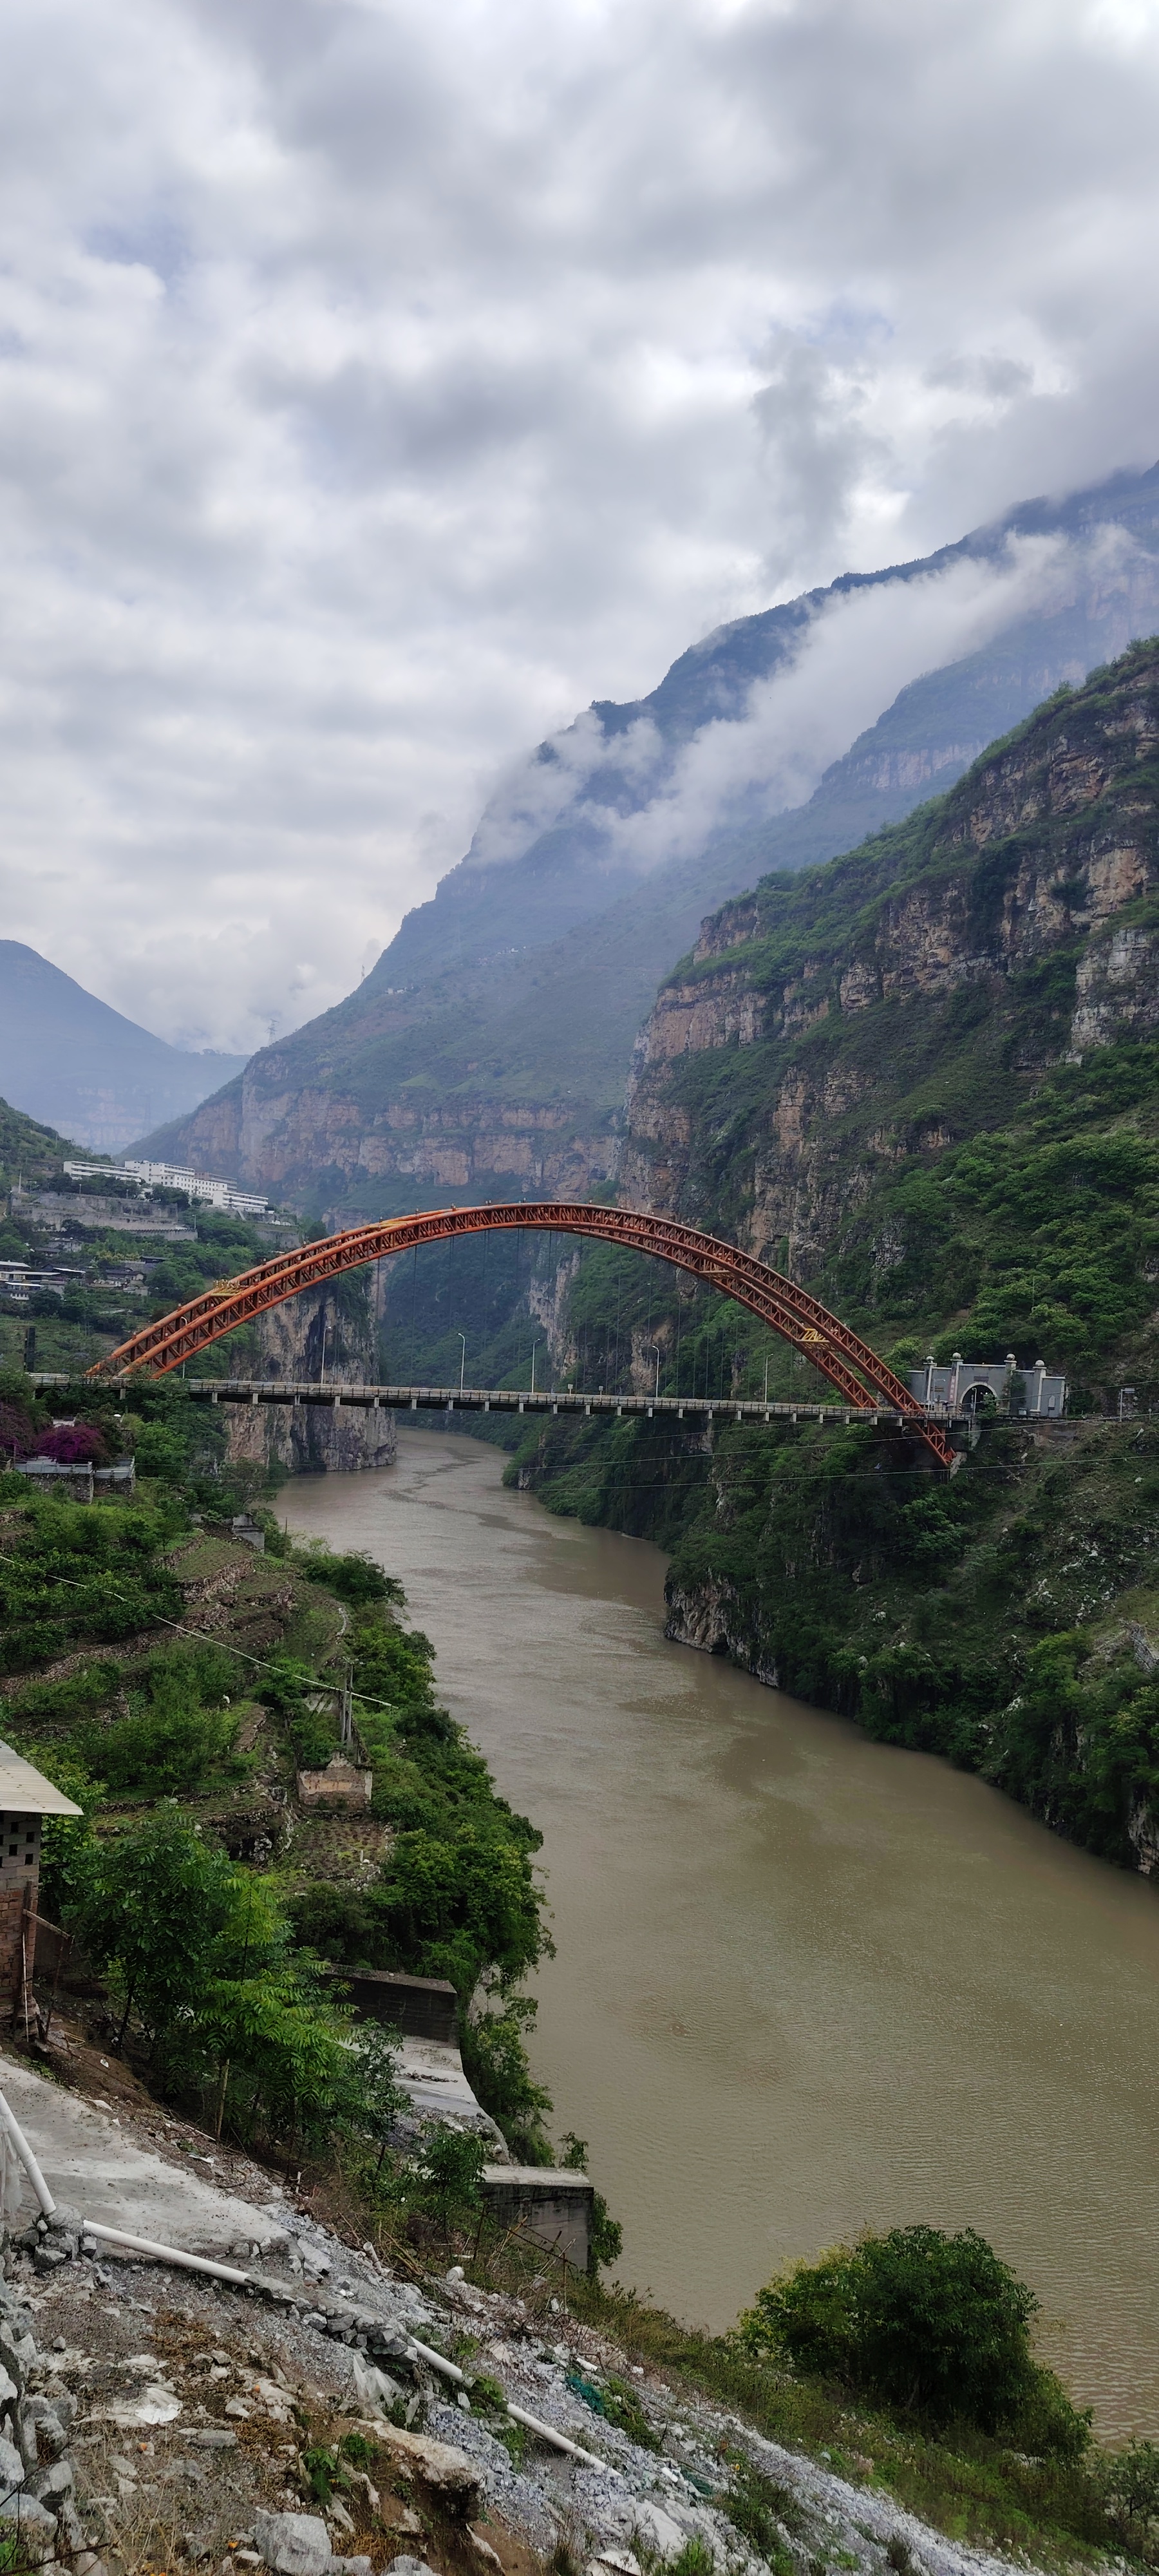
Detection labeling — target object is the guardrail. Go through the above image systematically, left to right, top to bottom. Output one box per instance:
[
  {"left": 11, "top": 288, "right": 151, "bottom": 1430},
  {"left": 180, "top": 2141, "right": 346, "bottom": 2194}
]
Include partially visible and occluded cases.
[{"left": 36, "top": 1375, "right": 965, "bottom": 1433}]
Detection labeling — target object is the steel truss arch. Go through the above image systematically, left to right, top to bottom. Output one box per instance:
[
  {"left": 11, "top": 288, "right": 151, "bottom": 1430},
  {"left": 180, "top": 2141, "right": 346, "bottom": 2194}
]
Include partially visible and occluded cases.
[{"left": 86, "top": 1200, "right": 956, "bottom": 1470}]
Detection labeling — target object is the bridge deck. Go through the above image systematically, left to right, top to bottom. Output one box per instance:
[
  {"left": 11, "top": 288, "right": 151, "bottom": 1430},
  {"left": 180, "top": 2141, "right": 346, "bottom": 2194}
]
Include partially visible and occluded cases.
[{"left": 31, "top": 1374, "right": 965, "bottom": 1433}]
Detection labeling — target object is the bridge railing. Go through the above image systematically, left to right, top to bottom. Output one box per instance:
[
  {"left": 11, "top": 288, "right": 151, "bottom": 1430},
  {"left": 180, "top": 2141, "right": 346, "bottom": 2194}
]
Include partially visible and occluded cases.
[{"left": 26, "top": 1374, "right": 966, "bottom": 1432}]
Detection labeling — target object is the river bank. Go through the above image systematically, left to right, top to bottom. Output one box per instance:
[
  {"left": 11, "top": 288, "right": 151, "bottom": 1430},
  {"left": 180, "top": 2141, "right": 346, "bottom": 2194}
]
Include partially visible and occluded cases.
[{"left": 285, "top": 1428, "right": 1159, "bottom": 2447}]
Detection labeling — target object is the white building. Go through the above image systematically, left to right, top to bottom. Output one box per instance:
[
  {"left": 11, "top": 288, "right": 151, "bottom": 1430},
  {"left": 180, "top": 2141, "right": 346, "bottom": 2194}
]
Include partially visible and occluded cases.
[{"left": 62, "top": 1159, "right": 268, "bottom": 1218}]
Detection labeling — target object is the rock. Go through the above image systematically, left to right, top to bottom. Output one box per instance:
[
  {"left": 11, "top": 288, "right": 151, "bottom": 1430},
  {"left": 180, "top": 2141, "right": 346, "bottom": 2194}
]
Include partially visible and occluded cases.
[
  {"left": 32, "top": 2246, "right": 68, "bottom": 2275},
  {"left": 0, "top": 2323, "right": 32, "bottom": 2385},
  {"left": 350, "top": 2359, "right": 401, "bottom": 2412},
  {"left": 105, "top": 2381, "right": 182, "bottom": 2427},
  {"left": 23, "top": 2401, "right": 67, "bottom": 2458},
  {"left": 372, "top": 2427, "right": 480, "bottom": 2512},
  {"left": 186, "top": 2430, "right": 238, "bottom": 2450},
  {"left": 0, "top": 2432, "right": 24, "bottom": 2490},
  {"left": 28, "top": 2459, "right": 74, "bottom": 2504},
  {"left": 0, "top": 2492, "right": 57, "bottom": 2538},
  {"left": 327, "top": 2499, "right": 356, "bottom": 2536},
  {"left": 56, "top": 2500, "right": 89, "bottom": 2555},
  {"left": 628, "top": 2505, "right": 688, "bottom": 2562},
  {"left": 253, "top": 2508, "right": 334, "bottom": 2575},
  {"left": 332, "top": 2561, "right": 372, "bottom": 2576},
  {"left": 384, "top": 2561, "right": 440, "bottom": 2576}
]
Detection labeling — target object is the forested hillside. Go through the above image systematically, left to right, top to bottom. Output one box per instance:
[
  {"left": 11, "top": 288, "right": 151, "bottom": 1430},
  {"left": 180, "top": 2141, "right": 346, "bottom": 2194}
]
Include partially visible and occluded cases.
[
  {"left": 505, "top": 643, "right": 1159, "bottom": 1875},
  {"left": 0, "top": 1368, "right": 552, "bottom": 2160}
]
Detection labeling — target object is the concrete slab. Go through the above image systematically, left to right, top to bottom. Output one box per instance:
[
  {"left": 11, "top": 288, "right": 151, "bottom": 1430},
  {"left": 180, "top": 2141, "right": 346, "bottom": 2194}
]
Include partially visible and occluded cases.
[{"left": 0, "top": 2052, "right": 290, "bottom": 2257}]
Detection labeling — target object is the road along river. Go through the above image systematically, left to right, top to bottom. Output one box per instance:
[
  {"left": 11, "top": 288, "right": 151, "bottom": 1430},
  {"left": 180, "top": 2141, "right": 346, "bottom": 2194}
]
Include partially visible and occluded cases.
[{"left": 285, "top": 1427, "right": 1159, "bottom": 2441}]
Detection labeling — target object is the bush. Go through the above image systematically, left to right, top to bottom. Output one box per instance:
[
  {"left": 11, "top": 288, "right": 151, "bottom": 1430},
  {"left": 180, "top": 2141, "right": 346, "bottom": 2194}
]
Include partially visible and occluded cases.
[
  {"left": 296, "top": 1541, "right": 403, "bottom": 1607},
  {"left": 76, "top": 1647, "right": 243, "bottom": 1792},
  {"left": 462, "top": 1993, "right": 554, "bottom": 2163},
  {"left": 737, "top": 2225, "right": 1090, "bottom": 2452},
  {"left": 1101, "top": 2438, "right": 1159, "bottom": 2547}
]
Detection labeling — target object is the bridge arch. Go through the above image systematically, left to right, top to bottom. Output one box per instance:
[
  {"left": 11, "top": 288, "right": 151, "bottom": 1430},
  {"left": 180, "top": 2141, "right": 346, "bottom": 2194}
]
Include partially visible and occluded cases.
[{"left": 87, "top": 1200, "right": 956, "bottom": 1470}]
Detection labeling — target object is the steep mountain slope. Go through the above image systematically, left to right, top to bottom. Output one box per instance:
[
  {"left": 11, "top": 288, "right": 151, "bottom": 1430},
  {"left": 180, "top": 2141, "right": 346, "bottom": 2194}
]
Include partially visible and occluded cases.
[
  {"left": 140, "top": 465, "right": 1159, "bottom": 1213},
  {"left": 619, "top": 643, "right": 1159, "bottom": 1385},
  {"left": 505, "top": 645, "right": 1159, "bottom": 1877},
  {"left": 0, "top": 943, "right": 248, "bottom": 1151}
]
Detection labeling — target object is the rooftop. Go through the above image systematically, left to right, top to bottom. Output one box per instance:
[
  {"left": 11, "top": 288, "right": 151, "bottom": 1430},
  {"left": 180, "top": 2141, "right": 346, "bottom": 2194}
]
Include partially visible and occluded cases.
[{"left": 0, "top": 1741, "right": 82, "bottom": 1817}]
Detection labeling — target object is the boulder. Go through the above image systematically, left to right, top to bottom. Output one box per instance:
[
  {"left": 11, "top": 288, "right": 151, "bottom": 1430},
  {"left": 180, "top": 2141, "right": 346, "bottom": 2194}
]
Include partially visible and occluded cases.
[
  {"left": 23, "top": 2399, "right": 67, "bottom": 2458},
  {"left": 373, "top": 2427, "right": 480, "bottom": 2512},
  {"left": 0, "top": 2432, "right": 24, "bottom": 2492},
  {"left": 28, "top": 2459, "right": 73, "bottom": 2505},
  {"left": 0, "top": 2492, "right": 57, "bottom": 2539},
  {"left": 628, "top": 2506, "right": 689, "bottom": 2563},
  {"left": 253, "top": 2509, "right": 333, "bottom": 2576}
]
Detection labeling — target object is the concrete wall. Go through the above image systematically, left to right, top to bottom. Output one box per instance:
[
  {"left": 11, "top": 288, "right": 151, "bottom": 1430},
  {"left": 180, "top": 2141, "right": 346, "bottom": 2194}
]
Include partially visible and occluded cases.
[
  {"left": 325, "top": 1967, "right": 459, "bottom": 2045},
  {"left": 480, "top": 2166, "right": 594, "bottom": 2272}
]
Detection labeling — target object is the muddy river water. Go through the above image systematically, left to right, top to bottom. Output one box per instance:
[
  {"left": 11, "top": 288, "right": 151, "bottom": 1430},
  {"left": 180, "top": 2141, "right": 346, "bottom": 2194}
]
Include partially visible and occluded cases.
[{"left": 285, "top": 1428, "right": 1159, "bottom": 2440}]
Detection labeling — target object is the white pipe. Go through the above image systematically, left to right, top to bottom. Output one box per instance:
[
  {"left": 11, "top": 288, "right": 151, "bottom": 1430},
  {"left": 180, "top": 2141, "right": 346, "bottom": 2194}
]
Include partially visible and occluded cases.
[
  {"left": 0, "top": 2090, "right": 55, "bottom": 2217},
  {"left": 80, "top": 2221, "right": 250, "bottom": 2285},
  {"left": 409, "top": 2335, "right": 621, "bottom": 2476},
  {"left": 408, "top": 2336, "right": 466, "bottom": 2383},
  {"left": 505, "top": 2401, "right": 623, "bottom": 2476}
]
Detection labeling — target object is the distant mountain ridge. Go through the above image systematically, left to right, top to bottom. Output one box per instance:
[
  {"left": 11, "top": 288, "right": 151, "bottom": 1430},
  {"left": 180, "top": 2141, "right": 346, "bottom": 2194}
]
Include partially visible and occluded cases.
[
  {"left": 138, "top": 460, "right": 1159, "bottom": 1213},
  {"left": 0, "top": 943, "right": 249, "bottom": 1153}
]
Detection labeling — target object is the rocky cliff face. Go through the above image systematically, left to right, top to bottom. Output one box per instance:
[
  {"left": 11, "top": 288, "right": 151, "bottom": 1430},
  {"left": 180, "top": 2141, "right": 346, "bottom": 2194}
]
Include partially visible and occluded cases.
[
  {"left": 137, "top": 470, "right": 1159, "bottom": 1229},
  {"left": 619, "top": 644, "right": 1159, "bottom": 1282},
  {"left": 225, "top": 1269, "right": 396, "bottom": 1475}
]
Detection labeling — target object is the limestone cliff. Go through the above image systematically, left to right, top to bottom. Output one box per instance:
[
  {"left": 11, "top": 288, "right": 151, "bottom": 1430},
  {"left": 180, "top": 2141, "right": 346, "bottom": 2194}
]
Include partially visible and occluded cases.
[
  {"left": 135, "top": 468, "right": 1159, "bottom": 1228},
  {"left": 619, "top": 641, "right": 1159, "bottom": 1302},
  {"left": 225, "top": 1269, "right": 396, "bottom": 1475}
]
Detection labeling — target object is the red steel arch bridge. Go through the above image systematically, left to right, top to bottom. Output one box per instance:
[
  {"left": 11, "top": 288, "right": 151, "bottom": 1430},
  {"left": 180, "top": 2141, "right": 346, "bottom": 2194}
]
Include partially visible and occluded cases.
[{"left": 86, "top": 1199, "right": 959, "bottom": 1472}]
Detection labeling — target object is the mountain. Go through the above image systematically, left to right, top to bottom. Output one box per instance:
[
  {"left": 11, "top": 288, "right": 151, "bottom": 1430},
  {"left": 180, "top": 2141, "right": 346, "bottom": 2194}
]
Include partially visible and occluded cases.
[
  {"left": 139, "top": 462, "right": 1159, "bottom": 1214},
  {"left": 617, "top": 640, "right": 1159, "bottom": 1385},
  {"left": 505, "top": 641, "right": 1159, "bottom": 1880},
  {"left": 0, "top": 943, "right": 249, "bottom": 1152}
]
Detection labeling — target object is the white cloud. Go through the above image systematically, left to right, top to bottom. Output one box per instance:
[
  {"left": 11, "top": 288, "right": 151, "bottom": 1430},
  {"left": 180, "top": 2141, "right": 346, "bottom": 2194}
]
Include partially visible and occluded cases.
[{"left": 1, "top": 0, "right": 1159, "bottom": 1049}]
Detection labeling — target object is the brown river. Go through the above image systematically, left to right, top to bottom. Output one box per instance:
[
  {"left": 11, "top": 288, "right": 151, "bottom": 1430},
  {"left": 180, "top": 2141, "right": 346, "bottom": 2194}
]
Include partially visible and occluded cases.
[{"left": 284, "top": 1427, "right": 1159, "bottom": 2442}]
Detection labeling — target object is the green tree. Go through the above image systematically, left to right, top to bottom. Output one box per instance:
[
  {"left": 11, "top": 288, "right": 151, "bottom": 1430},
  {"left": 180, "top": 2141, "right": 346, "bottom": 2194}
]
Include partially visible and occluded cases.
[
  {"left": 67, "top": 1805, "right": 234, "bottom": 2056},
  {"left": 343, "top": 2022, "right": 410, "bottom": 2172},
  {"left": 410, "top": 2122, "right": 489, "bottom": 2242},
  {"left": 738, "top": 2224, "right": 1089, "bottom": 2452}
]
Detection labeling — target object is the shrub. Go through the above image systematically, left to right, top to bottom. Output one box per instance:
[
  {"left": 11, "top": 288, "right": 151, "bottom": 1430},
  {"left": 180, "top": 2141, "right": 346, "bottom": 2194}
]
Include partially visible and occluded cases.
[
  {"left": 38, "top": 1423, "right": 110, "bottom": 1466},
  {"left": 296, "top": 1541, "right": 403, "bottom": 1607},
  {"left": 76, "top": 1647, "right": 243, "bottom": 1792},
  {"left": 737, "top": 2225, "right": 1089, "bottom": 2452},
  {"left": 1100, "top": 2439, "right": 1159, "bottom": 2547}
]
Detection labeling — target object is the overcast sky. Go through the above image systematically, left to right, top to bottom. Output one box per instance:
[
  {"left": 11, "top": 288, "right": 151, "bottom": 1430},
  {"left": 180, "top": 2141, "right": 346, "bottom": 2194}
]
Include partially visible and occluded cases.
[{"left": 3, "top": 0, "right": 1159, "bottom": 1056}]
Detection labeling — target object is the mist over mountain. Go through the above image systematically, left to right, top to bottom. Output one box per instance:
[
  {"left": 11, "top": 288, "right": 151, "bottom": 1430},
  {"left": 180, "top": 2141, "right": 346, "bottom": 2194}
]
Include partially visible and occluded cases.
[
  {"left": 139, "top": 462, "right": 1159, "bottom": 1214},
  {"left": 0, "top": 943, "right": 249, "bottom": 1153}
]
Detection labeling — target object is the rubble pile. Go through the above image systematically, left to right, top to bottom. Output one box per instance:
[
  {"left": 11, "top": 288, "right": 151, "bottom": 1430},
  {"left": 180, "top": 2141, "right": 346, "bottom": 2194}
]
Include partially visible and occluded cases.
[{"left": 0, "top": 2195, "right": 1051, "bottom": 2576}]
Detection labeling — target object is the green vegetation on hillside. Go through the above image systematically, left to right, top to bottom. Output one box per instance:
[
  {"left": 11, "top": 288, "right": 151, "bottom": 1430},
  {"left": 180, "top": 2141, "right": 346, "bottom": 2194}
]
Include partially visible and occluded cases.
[
  {"left": 500, "top": 647, "right": 1159, "bottom": 1873},
  {"left": 0, "top": 1368, "right": 554, "bottom": 2161}
]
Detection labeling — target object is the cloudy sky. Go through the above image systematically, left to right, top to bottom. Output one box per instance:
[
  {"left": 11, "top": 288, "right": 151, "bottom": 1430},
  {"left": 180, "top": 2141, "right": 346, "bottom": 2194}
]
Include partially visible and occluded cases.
[{"left": 3, "top": 0, "right": 1159, "bottom": 1056}]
